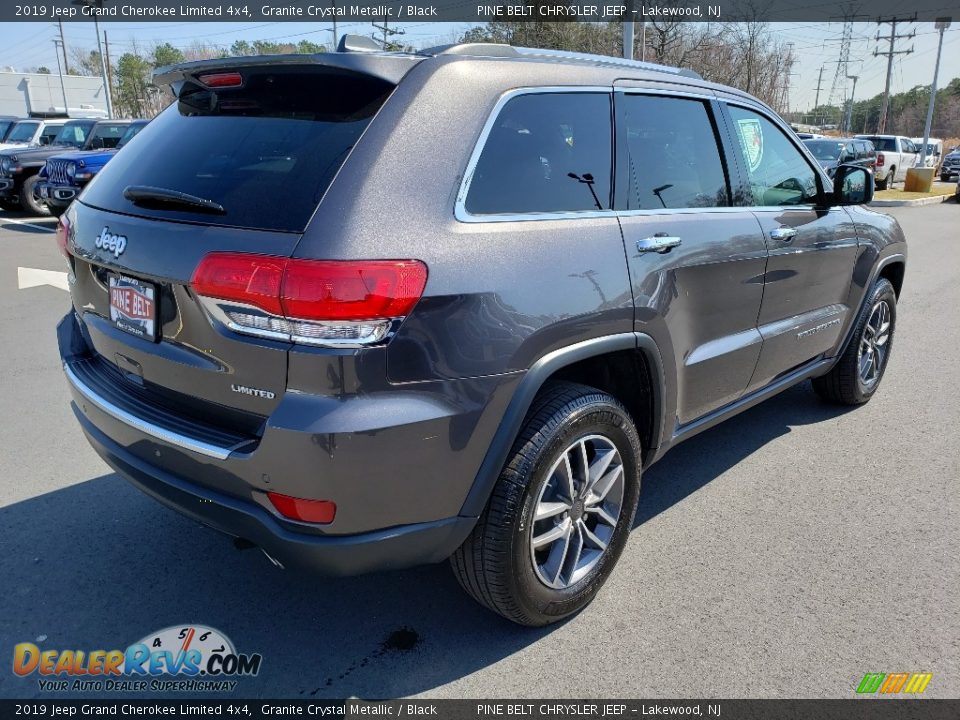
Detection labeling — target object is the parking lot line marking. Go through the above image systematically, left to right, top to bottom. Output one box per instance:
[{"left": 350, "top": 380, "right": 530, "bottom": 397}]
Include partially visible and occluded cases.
[
  {"left": 2, "top": 217, "right": 56, "bottom": 233},
  {"left": 17, "top": 267, "right": 69, "bottom": 292}
]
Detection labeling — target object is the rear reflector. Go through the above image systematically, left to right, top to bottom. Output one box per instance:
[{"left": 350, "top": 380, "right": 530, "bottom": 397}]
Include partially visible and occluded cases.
[
  {"left": 198, "top": 72, "right": 243, "bottom": 88},
  {"left": 55, "top": 215, "right": 70, "bottom": 258},
  {"left": 191, "top": 253, "right": 427, "bottom": 347},
  {"left": 267, "top": 493, "right": 336, "bottom": 524}
]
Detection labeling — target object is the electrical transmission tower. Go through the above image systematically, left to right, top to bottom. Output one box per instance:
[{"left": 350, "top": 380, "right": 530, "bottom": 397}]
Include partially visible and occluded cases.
[
  {"left": 874, "top": 14, "right": 916, "bottom": 133},
  {"left": 827, "top": 18, "right": 854, "bottom": 119}
]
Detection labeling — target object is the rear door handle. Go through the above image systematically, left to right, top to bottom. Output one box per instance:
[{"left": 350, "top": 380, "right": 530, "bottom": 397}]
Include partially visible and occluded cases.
[
  {"left": 769, "top": 226, "right": 797, "bottom": 242},
  {"left": 636, "top": 235, "right": 682, "bottom": 254}
]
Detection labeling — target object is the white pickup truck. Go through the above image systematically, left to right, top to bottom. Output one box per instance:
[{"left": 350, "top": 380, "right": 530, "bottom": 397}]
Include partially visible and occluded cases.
[{"left": 855, "top": 135, "right": 920, "bottom": 189}]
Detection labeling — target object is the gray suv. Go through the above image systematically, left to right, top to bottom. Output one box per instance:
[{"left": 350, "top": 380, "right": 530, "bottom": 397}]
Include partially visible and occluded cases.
[{"left": 57, "top": 38, "right": 906, "bottom": 626}]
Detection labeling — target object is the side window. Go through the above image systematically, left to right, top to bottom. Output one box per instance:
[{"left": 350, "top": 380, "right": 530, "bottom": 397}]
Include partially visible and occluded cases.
[
  {"left": 464, "top": 92, "right": 612, "bottom": 216},
  {"left": 616, "top": 94, "right": 729, "bottom": 210},
  {"left": 727, "top": 105, "right": 819, "bottom": 207},
  {"left": 40, "top": 127, "right": 60, "bottom": 145}
]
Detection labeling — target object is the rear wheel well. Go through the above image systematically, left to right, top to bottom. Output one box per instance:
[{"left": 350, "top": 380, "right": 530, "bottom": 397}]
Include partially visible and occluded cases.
[
  {"left": 879, "top": 261, "right": 905, "bottom": 298},
  {"left": 546, "top": 350, "right": 656, "bottom": 454}
]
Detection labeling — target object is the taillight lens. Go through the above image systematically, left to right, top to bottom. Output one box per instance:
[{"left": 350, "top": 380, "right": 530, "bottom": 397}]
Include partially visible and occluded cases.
[
  {"left": 876, "top": 153, "right": 885, "bottom": 167},
  {"left": 55, "top": 215, "right": 70, "bottom": 258},
  {"left": 191, "top": 253, "right": 428, "bottom": 347},
  {"left": 267, "top": 492, "right": 336, "bottom": 524}
]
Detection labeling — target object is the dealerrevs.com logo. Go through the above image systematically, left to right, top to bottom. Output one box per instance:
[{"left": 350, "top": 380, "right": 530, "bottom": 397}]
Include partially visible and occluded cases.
[{"left": 13, "top": 625, "right": 262, "bottom": 693}]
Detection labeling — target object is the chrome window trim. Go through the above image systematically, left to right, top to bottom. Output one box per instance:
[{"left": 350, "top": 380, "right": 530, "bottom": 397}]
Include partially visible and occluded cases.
[
  {"left": 453, "top": 86, "right": 835, "bottom": 224},
  {"left": 63, "top": 362, "right": 241, "bottom": 460}
]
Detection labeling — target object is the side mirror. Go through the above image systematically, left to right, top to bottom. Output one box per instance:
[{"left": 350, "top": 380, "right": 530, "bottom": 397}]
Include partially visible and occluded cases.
[{"left": 833, "top": 164, "right": 873, "bottom": 206}]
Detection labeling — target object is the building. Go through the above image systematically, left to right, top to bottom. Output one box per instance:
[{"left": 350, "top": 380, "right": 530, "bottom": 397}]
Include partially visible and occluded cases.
[{"left": 0, "top": 71, "right": 108, "bottom": 118}]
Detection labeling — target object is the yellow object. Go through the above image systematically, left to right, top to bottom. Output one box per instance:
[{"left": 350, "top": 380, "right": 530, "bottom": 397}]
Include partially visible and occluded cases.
[{"left": 904, "top": 167, "right": 935, "bottom": 192}]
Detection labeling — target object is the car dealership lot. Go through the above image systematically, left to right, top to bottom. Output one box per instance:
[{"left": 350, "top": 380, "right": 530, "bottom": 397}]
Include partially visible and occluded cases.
[{"left": 0, "top": 204, "right": 957, "bottom": 699}]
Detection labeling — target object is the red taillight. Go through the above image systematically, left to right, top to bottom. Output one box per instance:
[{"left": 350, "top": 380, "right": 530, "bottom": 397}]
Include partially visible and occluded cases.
[
  {"left": 198, "top": 72, "right": 243, "bottom": 88},
  {"left": 876, "top": 152, "right": 885, "bottom": 167},
  {"left": 55, "top": 215, "right": 70, "bottom": 258},
  {"left": 191, "top": 253, "right": 428, "bottom": 346},
  {"left": 192, "top": 253, "right": 285, "bottom": 316},
  {"left": 281, "top": 260, "right": 428, "bottom": 321},
  {"left": 267, "top": 492, "right": 336, "bottom": 524}
]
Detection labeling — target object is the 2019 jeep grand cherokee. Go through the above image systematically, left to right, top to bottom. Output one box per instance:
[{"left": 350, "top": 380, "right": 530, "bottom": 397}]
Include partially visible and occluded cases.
[{"left": 57, "top": 39, "right": 906, "bottom": 626}]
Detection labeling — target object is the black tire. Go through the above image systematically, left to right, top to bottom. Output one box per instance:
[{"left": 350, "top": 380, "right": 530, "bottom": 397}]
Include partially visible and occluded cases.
[
  {"left": 886, "top": 167, "right": 897, "bottom": 188},
  {"left": 875, "top": 173, "right": 888, "bottom": 190},
  {"left": 19, "top": 175, "right": 49, "bottom": 216},
  {"left": 0, "top": 198, "right": 20, "bottom": 212},
  {"left": 813, "top": 278, "right": 897, "bottom": 405},
  {"left": 451, "top": 381, "right": 642, "bottom": 626}
]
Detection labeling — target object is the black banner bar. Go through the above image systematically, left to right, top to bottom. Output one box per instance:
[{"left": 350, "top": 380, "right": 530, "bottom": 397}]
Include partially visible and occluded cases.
[
  {"left": 2, "top": 0, "right": 957, "bottom": 24},
  {"left": 1, "top": 700, "right": 960, "bottom": 720}
]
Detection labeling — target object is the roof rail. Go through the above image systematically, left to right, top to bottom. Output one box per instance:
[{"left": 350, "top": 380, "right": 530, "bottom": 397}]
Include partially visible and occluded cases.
[
  {"left": 423, "top": 42, "right": 700, "bottom": 79},
  {"left": 512, "top": 47, "right": 702, "bottom": 79}
]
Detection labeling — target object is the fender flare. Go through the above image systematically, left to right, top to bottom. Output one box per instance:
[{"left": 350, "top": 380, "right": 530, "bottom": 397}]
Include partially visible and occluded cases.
[
  {"left": 834, "top": 251, "right": 906, "bottom": 358},
  {"left": 458, "top": 332, "right": 666, "bottom": 517}
]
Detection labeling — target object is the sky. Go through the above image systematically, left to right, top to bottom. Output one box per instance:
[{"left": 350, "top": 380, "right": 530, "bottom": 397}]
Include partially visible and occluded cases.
[{"left": 1, "top": 19, "right": 958, "bottom": 114}]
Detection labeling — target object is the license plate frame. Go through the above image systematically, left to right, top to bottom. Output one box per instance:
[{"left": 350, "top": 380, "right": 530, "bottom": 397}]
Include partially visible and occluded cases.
[{"left": 109, "top": 273, "right": 158, "bottom": 342}]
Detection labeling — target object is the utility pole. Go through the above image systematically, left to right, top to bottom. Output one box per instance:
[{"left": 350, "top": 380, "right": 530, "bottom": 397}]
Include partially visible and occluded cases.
[
  {"left": 71, "top": 0, "right": 113, "bottom": 119},
  {"left": 330, "top": 0, "right": 338, "bottom": 50},
  {"left": 874, "top": 14, "right": 916, "bottom": 133},
  {"left": 920, "top": 18, "right": 952, "bottom": 166},
  {"left": 371, "top": 19, "right": 404, "bottom": 50},
  {"left": 57, "top": 21, "right": 69, "bottom": 74},
  {"left": 623, "top": 21, "right": 634, "bottom": 60},
  {"left": 103, "top": 30, "right": 113, "bottom": 113},
  {"left": 52, "top": 39, "right": 69, "bottom": 114},
  {"left": 813, "top": 66, "right": 825, "bottom": 125},
  {"left": 844, "top": 75, "right": 858, "bottom": 134}
]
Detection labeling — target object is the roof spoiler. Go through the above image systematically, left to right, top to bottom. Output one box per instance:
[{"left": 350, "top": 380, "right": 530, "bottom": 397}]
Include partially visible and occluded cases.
[{"left": 154, "top": 48, "right": 422, "bottom": 91}]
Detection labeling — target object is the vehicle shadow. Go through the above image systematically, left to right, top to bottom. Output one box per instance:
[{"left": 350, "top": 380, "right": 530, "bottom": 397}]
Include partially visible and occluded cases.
[
  {"left": 635, "top": 381, "right": 855, "bottom": 528},
  {"left": 0, "top": 382, "right": 852, "bottom": 700}
]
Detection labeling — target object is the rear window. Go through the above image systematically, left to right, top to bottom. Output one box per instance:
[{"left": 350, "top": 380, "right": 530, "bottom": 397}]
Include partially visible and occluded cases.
[
  {"left": 81, "top": 66, "right": 393, "bottom": 232},
  {"left": 861, "top": 137, "right": 896, "bottom": 152}
]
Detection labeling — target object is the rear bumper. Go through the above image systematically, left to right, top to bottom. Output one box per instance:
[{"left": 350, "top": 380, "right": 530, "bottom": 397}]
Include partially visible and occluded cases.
[
  {"left": 57, "top": 310, "right": 514, "bottom": 574},
  {"left": 75, "top": 405, "right": 475, "bottom": 575}
]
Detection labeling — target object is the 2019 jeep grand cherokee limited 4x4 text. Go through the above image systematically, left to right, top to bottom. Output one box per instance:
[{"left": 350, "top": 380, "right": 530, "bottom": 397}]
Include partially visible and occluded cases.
[{"left": 57, "top": 39, "right": 906, "bottom": 626}]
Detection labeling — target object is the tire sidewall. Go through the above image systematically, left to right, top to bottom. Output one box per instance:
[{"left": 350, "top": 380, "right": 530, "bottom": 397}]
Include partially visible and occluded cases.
[
  {"left": 20, "top": 176, "right": 49, "bottom": 216},
  {"left": 853, "top": 280, "right": 897, "bottom": 401},
  {"left": 507, "top": 398, "right": 641, "bottom": 623}
]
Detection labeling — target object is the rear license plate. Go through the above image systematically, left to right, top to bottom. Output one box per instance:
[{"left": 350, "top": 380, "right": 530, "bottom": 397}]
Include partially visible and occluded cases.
[{"left": 109, "top": 274, "right": 157, "bottom": 341}]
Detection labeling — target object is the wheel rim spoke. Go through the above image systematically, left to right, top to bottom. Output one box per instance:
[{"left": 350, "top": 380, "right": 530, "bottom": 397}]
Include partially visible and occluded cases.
[
  {"left": 535, "top": 500, "right": 571, "bottom": 522},
  {"left": 586, "top": 504, "right": 618, "bottom": 528},
  {"left": 532, "top": 519, "right": 569, "bottom": 549},
  {"left": 579, "top": 520, "right": 608, "bottom": 551}
]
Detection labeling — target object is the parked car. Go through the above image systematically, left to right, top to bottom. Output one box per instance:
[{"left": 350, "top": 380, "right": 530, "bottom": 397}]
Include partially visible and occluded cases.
[
  {"left": 57, "top": 39, "right": 905, "bottom": 626},
  {"left": 0, "top": 118, "right": 65, "bottom": 153},
  {"left": 0, "top": 119, "right": 136, "bottom": 214},
  {"left": 39, "top": 120, "right": 149, "bottom": 217},
  {"left": 855, "top": 134, "right": 919, "bottom": 189},
  {"left": 803, "top": 137, "right": 876, "bottom": 177},
  {"left": 911, "top": 137, "right": 943, "bottom": 170},
  {"left": 940, "top": 147, "right": 960, "bottom": 182}
]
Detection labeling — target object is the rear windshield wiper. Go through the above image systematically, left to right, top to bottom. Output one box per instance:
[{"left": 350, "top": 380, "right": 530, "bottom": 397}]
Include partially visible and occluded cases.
[{"left": 123, "top": 185, "right": 226, "bottom": 215}]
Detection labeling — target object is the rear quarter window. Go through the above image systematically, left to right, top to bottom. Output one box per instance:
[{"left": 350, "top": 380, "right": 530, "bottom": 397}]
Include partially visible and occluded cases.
[{"left": 81, "top": 66, "right": 394, "bottom": 233}]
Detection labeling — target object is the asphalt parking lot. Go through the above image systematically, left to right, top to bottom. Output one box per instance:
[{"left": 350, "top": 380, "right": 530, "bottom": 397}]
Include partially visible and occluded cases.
[{"left": 0, "top": 203, "right": 957, "bottom": 700}]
